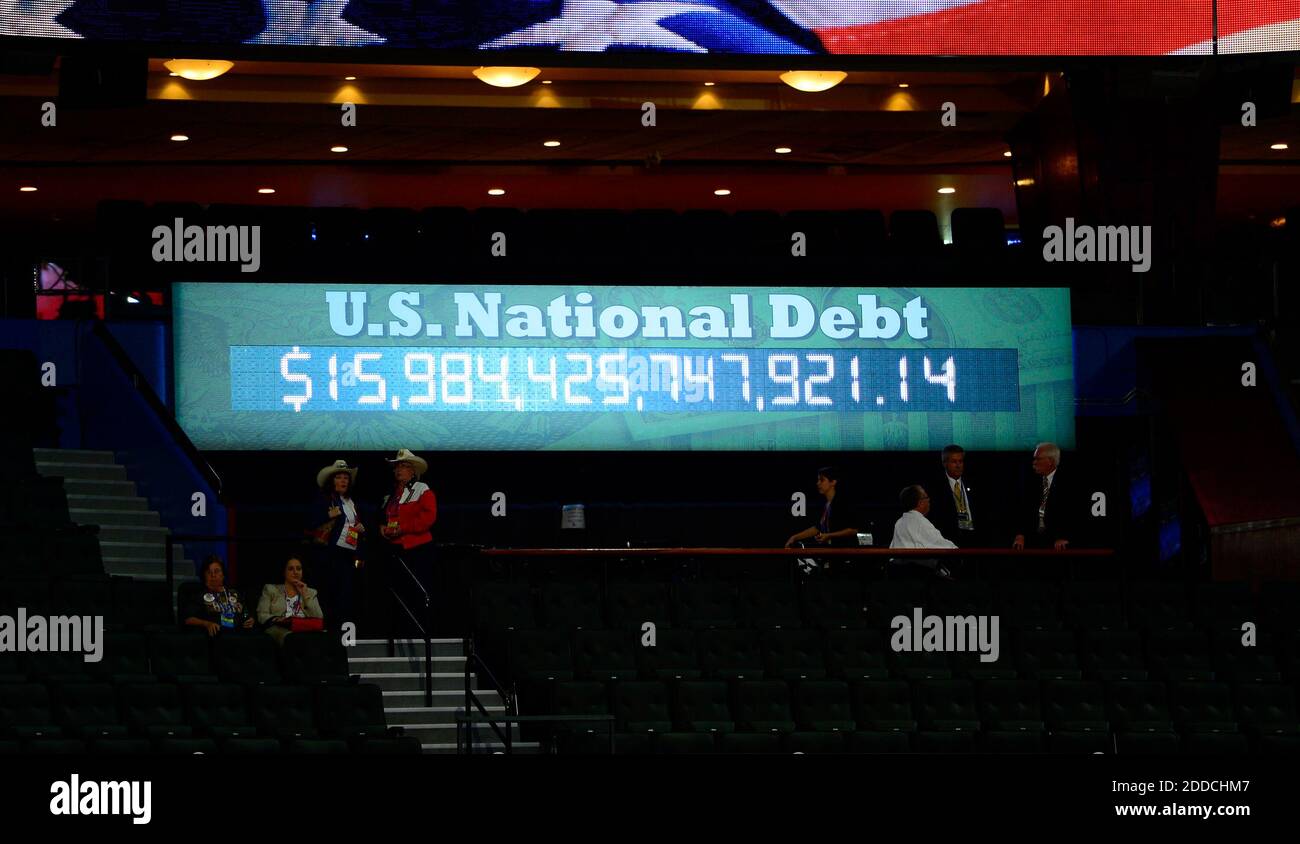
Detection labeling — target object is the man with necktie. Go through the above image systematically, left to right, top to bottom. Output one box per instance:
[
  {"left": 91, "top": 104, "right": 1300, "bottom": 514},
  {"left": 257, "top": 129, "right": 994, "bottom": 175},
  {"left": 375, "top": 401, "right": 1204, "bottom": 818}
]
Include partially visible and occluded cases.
[
  {"left": 1012, "top": 442, "right": 1076, "bottom": 551},
  {"left": 927, "top": 444, "right": 982, "bottom": 547}
]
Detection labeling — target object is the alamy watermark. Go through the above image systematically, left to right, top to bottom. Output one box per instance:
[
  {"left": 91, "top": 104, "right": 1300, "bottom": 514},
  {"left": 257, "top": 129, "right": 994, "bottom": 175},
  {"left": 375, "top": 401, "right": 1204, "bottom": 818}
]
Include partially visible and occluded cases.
[
  {"left": 152, "top": 217, "right": 261, "bottom": 273},
  {"left": 1042, "top": 218, "right": 1151, "bottom": 273},
  {"left": 891, "top": 608, "right": 1000, "bottom": 663},
  {"left": 0, "top": 609, "right": 104, "bottom": 662},
  {"left": 50, "top": 775, "right": 151, "bottom": 824}
]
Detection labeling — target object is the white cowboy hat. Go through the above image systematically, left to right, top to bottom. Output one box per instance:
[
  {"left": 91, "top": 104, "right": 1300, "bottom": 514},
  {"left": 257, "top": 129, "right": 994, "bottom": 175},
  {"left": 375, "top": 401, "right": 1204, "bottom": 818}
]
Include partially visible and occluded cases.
[
  {"left": 386, "top": 448, "right": 428, "bottom": 477},
  {"left": 317, "top": 459, "right": 359, "bottom": 490}
]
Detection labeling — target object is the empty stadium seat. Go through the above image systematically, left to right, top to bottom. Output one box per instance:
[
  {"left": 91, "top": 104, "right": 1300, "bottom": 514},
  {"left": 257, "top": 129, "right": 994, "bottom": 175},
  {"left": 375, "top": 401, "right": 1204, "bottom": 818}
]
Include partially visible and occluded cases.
[
  {"left": 950, "top": 207, "right": 1007, "bottom": 251},
  {"left": 888, "top": 210, "right": 942, "bottom": 255},
  {"left": 996, "top": 581, "right": 1064, "bottom": 632},
  {"left": 538, "top": 582, "right": 604, "bottom": 630},
  {"left": 605, "top": 582, "right": 673, "bottom": 630},
  {"left": 676, "top": 582, "right": 740, "bottom": 630},
  {"left": 740, "top": 582, "right": 802, "bottom": 629},
  {"left": 801, "top": 582, "right": 866, "bottom": 630},
  {"left": 1062, "top": 582, "right": 1125, "bottom": 631},
  {"left": 1127, "top": 582, "right": 1194, "bottom": 631},
  {"left": 474, "top": 583, "right": 536, "bottom": 630},
  {"left": 508, "top": 629, "right": 575, "bottom": 682},
  {"left": 636, "top": 629, "right": 700, "bottom": 680},
  {"left": 574, "top": 630, "right": 640, "bottom": 680},
  {"left": 698, "top": 630, "right": 764, "bottom": 680},
  {"left": 761, "top": 630, "right": 826, "bottom": 680},
  {"left": 824, "top": 630, "right": 890, "bottom": 680},
  {"left": 1080, "top": 630, "right": 1148, "bottom": 681},
  {"left": 1146, "top": 630, "right": 1214, "bottom": 681},
  {"left": 1211, "top": 630, "right": 1281, "bottom": 683},
  {"left": 90, "top": 631, "right": 152, "bottom": 684},
  {"left": 149, "top": 631, "right": 216, "bottom": 684},
  {"left": 1016, "top": 631, "right": 1083, "bottom": 680},
  {"left": 280, "top": 632, "right": 350, "bottom": 685},
  {"left": 212, "top": 633, "right": 283, "bottom": 686},
  {"left": 793, "top": 680, "right": 855, "bottom": 732},
  {"left": 912, "top": 680, "right": 980, "bottom": 732},
  {"left": 977, "top": 680, "right": 1045, "bottom": 732},
  {"left": 613, "top": 681, "right": 673, "bottom": 733},
  {"left": 672, "top": 681, "right": 734, "bottom": 733},
  {"left": 734, "top": 681, "right": 795, "bottom": 733},
  {"left": 851, "top": 681, "right": 916, "bottom": 732},
  {"left": 1042, "top": 681, "right": 1108, "bottom": 733},
  {"left": 1106, "top": 681, "right": 1174, "bottom": 732},
  {"left": 1170, "top": 682, "right": 1237, "bottom": 734},
  {"left": 53, "top": 683, "right": 125, "bottom": 740},
  {"left": 119, "top": 683, "right": 193, "bottom": 739},
  {"left": 183, "top": 683, "right": 255, "bottom": 740},
  {"left": 1233, "top": 683, "right": 1298, "bottom": 736},
  {"left": 0, "top": 684, "right": 61, "bottom": 738},
  {"left": 316, "top": 684, "right": 391, "bottom": 740},
  {"left": 250, "top": 685, "right": 319, "bottom": 740},
  {"left": 654, "top": 732, "right": 716, "bottom": 754}
]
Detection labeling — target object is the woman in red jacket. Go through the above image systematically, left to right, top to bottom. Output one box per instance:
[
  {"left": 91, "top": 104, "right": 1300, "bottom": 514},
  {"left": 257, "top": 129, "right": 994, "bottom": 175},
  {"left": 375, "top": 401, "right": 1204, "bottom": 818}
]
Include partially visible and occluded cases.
[{"left": 380, "top": 448, "right": 439, "bottom": 633}]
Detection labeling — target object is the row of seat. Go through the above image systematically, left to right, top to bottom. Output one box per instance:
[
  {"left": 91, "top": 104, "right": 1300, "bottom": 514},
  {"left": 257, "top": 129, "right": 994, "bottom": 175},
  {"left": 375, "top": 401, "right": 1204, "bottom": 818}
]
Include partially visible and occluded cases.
[
  {"left": 0, "top": 477, "right": 72, "bottom": 531},
  {"left": 2, "top": 530, "right": 104, "bottom": 578},
  {"left": 473, "top": 579, "right": 1299, "bottom": 634},
  {"left": 502, "top": 628, "right": 1298, "bottom": 686},
  {"left": 0, "top": 629, "right": 350, "bottom": 687},
  {"left": 537, "top": 677, "right": 1299, "bottom": 738},
  {"left": 0, "top": 682, "right": 396, "bottom": 744},
  {"left": 558, "top": 728, "right": 1292, "bottom": 755},
  {"left": 1, "top": 737, "right": 421, "bottom": 755}
]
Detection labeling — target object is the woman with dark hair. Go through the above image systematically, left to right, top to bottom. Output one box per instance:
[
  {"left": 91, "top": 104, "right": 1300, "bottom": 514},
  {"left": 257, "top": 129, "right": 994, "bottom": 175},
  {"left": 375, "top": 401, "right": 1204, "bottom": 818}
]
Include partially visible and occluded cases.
[
  {"left": 309, "top": 459, "right": 366, "bottom": 629},
  {"left": 181, "top": 556, "right": 255, "bottom": 636},
  {"left": 257, "top": 556, "right": 325, "bottom": 645}
]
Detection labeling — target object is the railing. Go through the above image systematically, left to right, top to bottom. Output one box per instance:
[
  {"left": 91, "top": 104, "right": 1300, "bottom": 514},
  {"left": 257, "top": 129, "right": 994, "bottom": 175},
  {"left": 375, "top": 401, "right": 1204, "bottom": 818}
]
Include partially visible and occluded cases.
[
  {"left": 387, "top": 551, "right": 435, "bottom": 709},
  {"left": 461, "top": 637, "right": 517, "bottom": 754}
]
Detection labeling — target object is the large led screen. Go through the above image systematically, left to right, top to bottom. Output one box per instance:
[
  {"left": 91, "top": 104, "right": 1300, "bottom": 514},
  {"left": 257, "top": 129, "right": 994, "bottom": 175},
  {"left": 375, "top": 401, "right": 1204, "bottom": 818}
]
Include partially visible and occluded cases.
[
  {"left": 3, "top": 1, "right": 1256, "bottom": 55},
  {"left": 174, "top": 283, "right": 1076, "bottom": 451}
]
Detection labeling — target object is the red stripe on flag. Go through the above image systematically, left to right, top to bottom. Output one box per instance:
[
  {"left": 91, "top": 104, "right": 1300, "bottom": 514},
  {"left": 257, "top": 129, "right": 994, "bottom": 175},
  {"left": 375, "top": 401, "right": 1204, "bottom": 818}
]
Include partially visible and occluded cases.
[
  {"left": 818, "top": 0, "right": 1216, "bottom": 55},
  {"left": 1217, "top": 0, "right": 1300, "bottom": 40}
]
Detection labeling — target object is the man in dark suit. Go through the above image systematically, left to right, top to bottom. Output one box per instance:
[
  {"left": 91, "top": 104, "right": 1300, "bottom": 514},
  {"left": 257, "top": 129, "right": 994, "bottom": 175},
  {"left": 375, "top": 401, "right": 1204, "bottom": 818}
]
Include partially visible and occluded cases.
[
  {"left": 1012, "top": 442, "right": 1079, "bottom": 550},
  {"left": 928, "top": 444, "right": 982, "bottom": 547}
]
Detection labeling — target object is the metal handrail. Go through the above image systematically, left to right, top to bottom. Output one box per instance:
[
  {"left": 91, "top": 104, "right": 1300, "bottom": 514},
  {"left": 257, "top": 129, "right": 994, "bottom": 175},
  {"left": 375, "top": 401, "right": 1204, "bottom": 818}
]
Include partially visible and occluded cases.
[
  {"left": 388, "top": 552, "right": 434, "bottom": 709},
  {"left": 461, "top": 637, "right": 517, "bottom": 755}
]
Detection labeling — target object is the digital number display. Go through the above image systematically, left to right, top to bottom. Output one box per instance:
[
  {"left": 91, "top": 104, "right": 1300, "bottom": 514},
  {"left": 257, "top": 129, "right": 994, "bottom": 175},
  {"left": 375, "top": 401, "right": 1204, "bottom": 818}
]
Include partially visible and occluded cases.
[{"left": 236, "top": 346, "right": 1018, "bottom": 414}]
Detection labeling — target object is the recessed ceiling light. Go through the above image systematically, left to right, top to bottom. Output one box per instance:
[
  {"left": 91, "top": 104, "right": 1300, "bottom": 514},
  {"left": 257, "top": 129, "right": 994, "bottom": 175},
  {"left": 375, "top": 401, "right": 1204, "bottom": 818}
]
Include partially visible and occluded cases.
[
  {"left": 163, "top": 59, "right": 234, "bottom": 81},
  {"left": 472, "top": 66, "right": 540, "bottom": 88},
  {"left": 779, "top": 70, "right": 847, "bottom": 92},
  {"left": 168, "top": 72, "right": 178, "bottom": 77},
  {"left": 344, "top": 76, "right": 357, "bottom": 81},
  {"left": 541, "top": 80, "right": 552, "bottom": 84},
  {"left": 704, "top": 81, "right": 715, "bottom": 87},
  {"left": 898, "top": 83, "right": 909, "bottom": 88},
  {"left": 170, "top": 134, "right": 189, "bottom": 142},
  {"left": 543, "top": 140, "right": 561, "bottom": 147},
  {"left": 1270, "top": 143, "right": 1289, "bottom": 150},
  {"left": 330, "top": 146, "right": 348, "bottom": 153},
  {"left": 774, "top": 147, "right": 792, "bottom": 154},
  {"left": 1003, "top": 150, "right": 1012, "bottom": 157},
  {"left": 1015, "top": 178, "right": 1035, "bottom": 187},
  {"left": 19, "top": 186, "right": 37, "bottom": 192},
  {"left": 937, "top": 187, "right": 956, "bottom": 194},
  {"left": 257, "top": 188, "right": 276, "bottom": 194},
  {"left": 488, "top": 188, "right": 506, "bottom": 196},
  {"left": 714, "top": 189, "right": 731, "bottom": 196},
  {"left": 1270, "top": 216, "right": 1287, "bottom": 228}
]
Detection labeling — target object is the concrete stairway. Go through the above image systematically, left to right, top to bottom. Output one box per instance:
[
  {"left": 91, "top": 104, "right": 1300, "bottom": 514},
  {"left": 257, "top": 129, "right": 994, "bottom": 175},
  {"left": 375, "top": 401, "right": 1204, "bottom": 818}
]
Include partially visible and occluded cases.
[
  {"left": 34, "top": 448, "right": 194, "bottom": 594},
  {"left": 350, "top": 638, "right": 538, "bottom": 754}
]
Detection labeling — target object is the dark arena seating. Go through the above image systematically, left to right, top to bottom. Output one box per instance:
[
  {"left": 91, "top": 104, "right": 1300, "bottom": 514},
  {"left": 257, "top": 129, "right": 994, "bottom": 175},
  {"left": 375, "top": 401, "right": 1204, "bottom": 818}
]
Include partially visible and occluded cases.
[{"left": 4, "top": 5, "right": 1300, "bottom": 829}]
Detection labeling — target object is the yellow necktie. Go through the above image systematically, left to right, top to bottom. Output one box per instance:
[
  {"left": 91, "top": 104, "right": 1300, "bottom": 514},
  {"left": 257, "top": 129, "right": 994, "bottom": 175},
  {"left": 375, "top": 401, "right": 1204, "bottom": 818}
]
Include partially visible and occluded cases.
[{"left": 953, "top": 482, "right": 967, "bottom": 515}]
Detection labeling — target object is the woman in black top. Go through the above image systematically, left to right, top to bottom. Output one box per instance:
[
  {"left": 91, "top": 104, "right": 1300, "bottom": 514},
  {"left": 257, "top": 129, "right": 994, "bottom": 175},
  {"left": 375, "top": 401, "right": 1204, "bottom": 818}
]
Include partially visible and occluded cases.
[
  {"left": 308, "top": 460, "right": 367, "bottom": 630},
  {"left": 785, "top": 466, "right": 862, "bottom": 548},
  {"left": 181, "top": 556, "right": 255, "bottom": 636}
]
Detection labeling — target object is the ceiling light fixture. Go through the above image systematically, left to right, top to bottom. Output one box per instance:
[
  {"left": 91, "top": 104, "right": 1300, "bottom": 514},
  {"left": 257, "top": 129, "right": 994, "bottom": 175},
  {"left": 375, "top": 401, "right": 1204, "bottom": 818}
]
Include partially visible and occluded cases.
[
  {"left": 163, "top": 59, "right": 234, "bottom": 80},
  {"left": 472, "top": 67, "right": 541, "bottom": 88},
  {"left": 779, "top": 70, "right": 846, "bottom": 92},
  {"left": 344, "top": 76, "right": 357, "bottom": 81},
  {"left": 704, "top": 81, "right": 715, "bottom": 87},
  {"left": 898, "top": 83, "right": 910, "bottom": 88},
  {"left": 170, "top": 134, "right": 189, "bottom": 142},
  {"left": 543, "top": 140, "right": 561, "bottom": 147},
  {"left": 1270, "top": 142, "right": 1289, "bottom": 150},
  {"left": 330, "top": 146, "right": 348, "bottom": 153},
  {"left": 774, "top": 147, "right": 792, "bottom": 154},
  {"left": 1003, "top": 150, "right": 1012, "bottom": 157},
  {"left": 19, "top": 186, "right": 37, "bottom": 192},
  {"left": 937, "top": 187, "right": 956, "bottom": 194},
  {"left": 257, "top": 188, "right": 276, "bottom": 194},
  {"left": 488, "top": 188, "right": 506, "bottom": 196},
  {"left": 714, "top": 189, "right": 732, "bottom": 196}
]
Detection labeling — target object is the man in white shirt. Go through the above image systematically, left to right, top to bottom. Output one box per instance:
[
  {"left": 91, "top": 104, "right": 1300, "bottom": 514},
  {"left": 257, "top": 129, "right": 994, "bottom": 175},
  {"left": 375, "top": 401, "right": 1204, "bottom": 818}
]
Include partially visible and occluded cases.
[{"left": 890, "top": 485, "right": 955, "bottom": 579}]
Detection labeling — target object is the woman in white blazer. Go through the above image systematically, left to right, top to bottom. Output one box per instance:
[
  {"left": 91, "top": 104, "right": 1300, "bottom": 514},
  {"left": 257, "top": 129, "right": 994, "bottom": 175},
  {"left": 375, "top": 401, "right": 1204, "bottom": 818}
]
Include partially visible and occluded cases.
[{"left": 257, "top": 556, "right": 324, "bottom": 644}]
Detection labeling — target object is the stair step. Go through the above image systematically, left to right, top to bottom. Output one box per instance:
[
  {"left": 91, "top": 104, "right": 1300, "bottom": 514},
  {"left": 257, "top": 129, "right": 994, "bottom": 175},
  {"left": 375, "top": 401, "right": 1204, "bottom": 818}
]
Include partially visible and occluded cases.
[
  {"left": 34, "top": 449, "right": 117, "bottom": 465},
  {"left": 34, "top": 462, "right": 129, "bottom": 481},
  {"left": 62, "top": 479, "right": 138, "bottom": 497},
  {"left": 66, "top": 495, "right": 149, "bottom": 512},
  {"left": 69, "top": 508, "right": 161, "bottom": 526},
  {"left": 95, "top": 525, "right": 170, "bottom": 543},
  {"left": 101, "top": 540, "right": 166, "bottom": 555},
  {"left": 103, "top": 559, "right": 168, "bottom": 577},
  {"left": 350, "top": 638, "right": 464, "bottom": 659},
  {"left": 360, "top": 669, "right": 474, "bottom": 692},
  {"left": 422, "top": 742, "right": 541, "bottom": 755}
]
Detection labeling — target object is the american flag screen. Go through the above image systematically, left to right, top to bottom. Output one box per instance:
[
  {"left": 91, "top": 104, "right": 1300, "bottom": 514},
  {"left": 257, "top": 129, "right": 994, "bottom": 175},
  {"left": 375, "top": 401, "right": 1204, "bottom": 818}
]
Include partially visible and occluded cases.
[{"left": 3, "top": 1, "right": 1294, "bottom": 56}]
